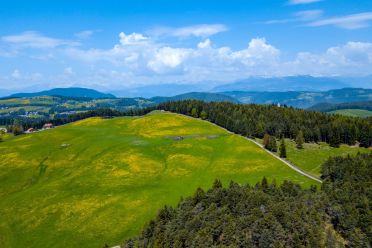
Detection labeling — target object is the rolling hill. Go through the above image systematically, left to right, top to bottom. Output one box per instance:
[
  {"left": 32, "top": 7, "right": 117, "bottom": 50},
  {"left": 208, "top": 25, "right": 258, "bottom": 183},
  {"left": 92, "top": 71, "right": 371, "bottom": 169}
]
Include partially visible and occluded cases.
[
  {"left": 9, "top": 87, "right": 115, "bottom": 99},
  {"left": 0, "top": 111, "right": 316, "bottom": 248}
]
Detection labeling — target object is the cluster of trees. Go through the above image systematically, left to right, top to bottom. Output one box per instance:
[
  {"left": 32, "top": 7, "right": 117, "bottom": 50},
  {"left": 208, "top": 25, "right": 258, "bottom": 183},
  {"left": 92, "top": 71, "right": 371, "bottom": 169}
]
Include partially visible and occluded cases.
[
  {"left": 158, "top": 100, "right": 372, "bottom": 147},
  {"left": 122, "top": 153, "right": 371, "bottom": 248}
]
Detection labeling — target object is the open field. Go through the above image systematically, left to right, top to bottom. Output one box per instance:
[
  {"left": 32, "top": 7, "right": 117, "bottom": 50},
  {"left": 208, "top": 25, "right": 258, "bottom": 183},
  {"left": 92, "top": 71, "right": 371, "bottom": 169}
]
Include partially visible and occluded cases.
[
  {"left": 329, "top": 109, "right": 372, "bottom": 117},
  {"left": 0, "top": 111, "right": 316, "bottom": 248},
  {"left": 256, "top": 138, "right": 371, "bottom": 177}
]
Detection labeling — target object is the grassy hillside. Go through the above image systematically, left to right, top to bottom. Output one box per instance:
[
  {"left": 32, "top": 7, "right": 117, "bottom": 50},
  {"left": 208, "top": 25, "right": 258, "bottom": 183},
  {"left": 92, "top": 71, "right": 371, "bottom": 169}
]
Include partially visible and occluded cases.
[
  {"left": 329, "top": 109, "right": 372, "bottom": 117},
  {"left": 0, "top": 111, "right": 316, "bottom": 248},
  {"left": 255, "top": 138, "right": 370, "bottom": 177}
]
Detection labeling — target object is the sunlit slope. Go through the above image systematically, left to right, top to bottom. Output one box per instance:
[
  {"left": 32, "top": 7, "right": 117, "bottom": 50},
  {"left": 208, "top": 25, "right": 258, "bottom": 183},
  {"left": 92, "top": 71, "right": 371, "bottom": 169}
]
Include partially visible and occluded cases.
[{"left": 0, "top": 111, "right": 316, "bottom": 248}]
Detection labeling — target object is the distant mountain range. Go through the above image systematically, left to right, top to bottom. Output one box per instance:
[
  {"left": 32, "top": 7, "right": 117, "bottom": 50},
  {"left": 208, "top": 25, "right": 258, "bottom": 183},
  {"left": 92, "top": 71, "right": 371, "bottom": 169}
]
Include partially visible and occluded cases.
[
  {"left": 213, "top": 76, "right": 349, "bottom": 92},
  {"left": 3, "top": 86, "right": 372, "bottom": 110},
  {"left": 9, "top": 87, "right": 115, "bottom": 99},
  {"left": 222, "top": 88, "right": 372, "bottom": 108},
  {"left": 150, "top": 92, "right": 239, "bottom": 104}
]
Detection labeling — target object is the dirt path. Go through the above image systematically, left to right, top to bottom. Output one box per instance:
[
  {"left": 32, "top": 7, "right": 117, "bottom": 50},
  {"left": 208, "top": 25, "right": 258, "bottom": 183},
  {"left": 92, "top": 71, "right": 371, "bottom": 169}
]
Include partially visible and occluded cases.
[{"left": 177, "top": 113, "right": 322, "bottom": 184}]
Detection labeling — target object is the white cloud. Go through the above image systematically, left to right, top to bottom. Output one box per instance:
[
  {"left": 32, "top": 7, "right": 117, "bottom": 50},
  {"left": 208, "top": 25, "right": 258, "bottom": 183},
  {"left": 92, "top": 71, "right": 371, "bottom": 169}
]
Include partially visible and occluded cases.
[
  {"left": 288, "top": 0, "right": 322, "bottom": 5},
  {"left": 265, "top": 10, "right": 323, "bottom": 25},
  {"left": 294, "top": 10, "right": 323, "bottom": 21},
  {"left": 309, "top": 12, "right": 372, "bottom": 29},
  {"left": 150, "top": 24, "right": 228, "bottom": 38},
  {"left": 3, "top": 30, "right": 372, "bottom": 89},
  {"left": 74, "top": 30, "right": 98, "bottom": 39},
  {"left": 1, "top": 31, "right": 79, "bottom": 48},
  {"left": 119, "top": 32, "right": 149, "bottom": 45},
  {"left": 197, "top": 39, "right": 212, "bottom": 49},
  {"left": 286, "top": 41, "right": 372, "bottom": 76},
  {"left": 147, "top": 47, "right": 191, "bottom": 73}
]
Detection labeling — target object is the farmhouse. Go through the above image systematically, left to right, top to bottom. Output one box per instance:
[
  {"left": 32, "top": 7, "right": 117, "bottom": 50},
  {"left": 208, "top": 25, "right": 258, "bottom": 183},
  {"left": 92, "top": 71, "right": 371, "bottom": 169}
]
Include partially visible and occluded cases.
[
  {"left": 43, "top": 123, "right": 54, "bottom": 129},
  {"left": 25, "top": 128, "right": 36, "bottom": 133}
]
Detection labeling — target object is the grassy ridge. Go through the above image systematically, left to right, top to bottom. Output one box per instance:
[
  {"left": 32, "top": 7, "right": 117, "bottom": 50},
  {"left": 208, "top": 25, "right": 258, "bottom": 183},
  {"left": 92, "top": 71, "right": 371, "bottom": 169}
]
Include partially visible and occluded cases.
[
  {"left": 329, "top": 109, "right": 372, "bottom": 117},
  {"left": 0, "top": 111, "right": 316, "bottom": 248},
  {"left": 255, "top": 138, "right": 370, "bottom": 177}
]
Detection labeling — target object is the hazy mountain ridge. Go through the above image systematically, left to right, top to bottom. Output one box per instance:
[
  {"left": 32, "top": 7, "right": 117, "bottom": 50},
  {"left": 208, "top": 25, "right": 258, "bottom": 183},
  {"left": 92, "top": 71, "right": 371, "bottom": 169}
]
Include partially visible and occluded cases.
[
  {"left": 212, "top": 76, "right": 350, "bottom": 92},
  {"left": 9, "top": 87, "right": 116, "bottom": 99},
  {"left": 222, "top": 88, "right": 372, "bottom": 108},
  {"left": 150, "top": 92, "right": 239, "bottom": 104}
]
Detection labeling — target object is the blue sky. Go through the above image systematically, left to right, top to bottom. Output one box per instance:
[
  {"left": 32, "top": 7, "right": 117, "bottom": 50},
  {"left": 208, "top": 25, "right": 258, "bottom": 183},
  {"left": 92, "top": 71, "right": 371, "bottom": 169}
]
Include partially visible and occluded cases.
[{"left": 0, "top": 0, "right": 372, "bottom": 91}]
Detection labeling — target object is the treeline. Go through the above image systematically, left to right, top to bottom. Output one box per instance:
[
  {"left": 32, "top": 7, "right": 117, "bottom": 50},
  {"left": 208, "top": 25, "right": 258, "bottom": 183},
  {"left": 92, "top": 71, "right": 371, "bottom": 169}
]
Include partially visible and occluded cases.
[
  {"left": 157, "top": 100, "right": 372, "bottom": 147},
  {"left": 1, "top": 107, "right": 155, "bottom": 134},
  {"left": 122, "top": 153, "right": 372, "bottom": 248}
]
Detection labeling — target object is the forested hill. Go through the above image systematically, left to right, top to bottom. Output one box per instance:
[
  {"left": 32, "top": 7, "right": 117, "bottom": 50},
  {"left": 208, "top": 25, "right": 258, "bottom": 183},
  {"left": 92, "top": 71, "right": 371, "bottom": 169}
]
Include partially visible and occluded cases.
[
  {"left": 9, "top": 87, "right": 115, "bottom": 99},
  {"left": 157, "top": 100, "right": 372, "bottom": 147},
  {"left": 124, "top": 153, "right": 372, "bottom": 248}
]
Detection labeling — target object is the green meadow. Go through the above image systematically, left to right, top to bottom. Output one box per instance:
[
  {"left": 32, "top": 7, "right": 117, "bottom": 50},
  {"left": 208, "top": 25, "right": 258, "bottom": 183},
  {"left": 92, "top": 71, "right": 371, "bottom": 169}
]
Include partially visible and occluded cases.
[
  {"left": 329, "top": 109, "right": 372, "bottom": 118},
  {"left": 0, "top": 111, "right": 317, "bottom": 248},
  {"left": 255, "top": 138, "right": 371, "bottom": 177}
]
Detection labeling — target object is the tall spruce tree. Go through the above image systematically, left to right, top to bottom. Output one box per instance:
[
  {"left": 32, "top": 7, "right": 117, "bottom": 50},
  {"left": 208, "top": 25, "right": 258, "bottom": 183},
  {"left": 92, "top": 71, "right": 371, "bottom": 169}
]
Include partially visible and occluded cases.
[
  {"left": 295, "top": 130, "right": 304, "bottom": 149},
  {"left": 263, "top": 133, "right": 270, "bottom": 149},
  {"left": 269, "top": 137, "right": 277, "bottom": 152},
  {"left": 279, "top": 138, "right": 287, "bottom": 158}
]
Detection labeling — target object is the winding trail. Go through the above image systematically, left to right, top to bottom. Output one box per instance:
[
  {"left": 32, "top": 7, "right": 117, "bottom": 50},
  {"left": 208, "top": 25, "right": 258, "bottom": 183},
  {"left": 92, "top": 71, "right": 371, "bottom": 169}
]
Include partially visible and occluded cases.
[{"left": 178, "top": 113, "right": 323, "bottom": 184}]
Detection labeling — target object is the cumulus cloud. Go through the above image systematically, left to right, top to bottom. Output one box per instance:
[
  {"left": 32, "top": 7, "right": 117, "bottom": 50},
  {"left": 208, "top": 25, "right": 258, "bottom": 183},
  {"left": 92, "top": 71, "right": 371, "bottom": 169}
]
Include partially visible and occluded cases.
[
  {"left": 308, "top": 12, "right": 372, "bottom": 29},
  {"left": 149, "top": 24, "right": 228, "bottom": 38},
  {"left": 3, "top": 30, "right": 372, "bottom": 88},
  {"left": 1, "top": 31, "right": 79, "bottom": 48},
  {"left": 119, "top": 32, "right": 149, "bottom": 45},
  {"left": 285, "top": 41, "right": 372, "bottom": 76}
]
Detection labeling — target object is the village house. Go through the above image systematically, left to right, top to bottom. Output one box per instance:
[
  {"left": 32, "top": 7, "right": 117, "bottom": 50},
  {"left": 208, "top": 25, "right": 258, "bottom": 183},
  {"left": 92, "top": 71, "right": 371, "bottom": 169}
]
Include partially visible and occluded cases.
[
  {"left": 42, "top": 123, "right": 54, "bottom": 129},
  {"left": 25, "top": 128, "right": 37, "bottom": 134}
]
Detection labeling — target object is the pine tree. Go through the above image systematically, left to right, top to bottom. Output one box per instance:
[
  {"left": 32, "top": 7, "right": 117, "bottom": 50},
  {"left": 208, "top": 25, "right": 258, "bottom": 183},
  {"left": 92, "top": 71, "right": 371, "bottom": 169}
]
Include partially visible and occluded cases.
[
  {"left": 191, "top": 108, "right": 199, "bottom": 118},
  {"left": 200, "top": 111, "right": 207, "bottom": 120},
  {"left": 295, "top": 130, "right": 304, "bottom": 149},
  {"left": 263, "top": 133, "right": 270, "bottom": 149},
  {"left": 269, "top": 137, "right": 277, "bottom": 152},
  {"left": 279, "top": 138, "right": 287, "bottom": 158}
]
